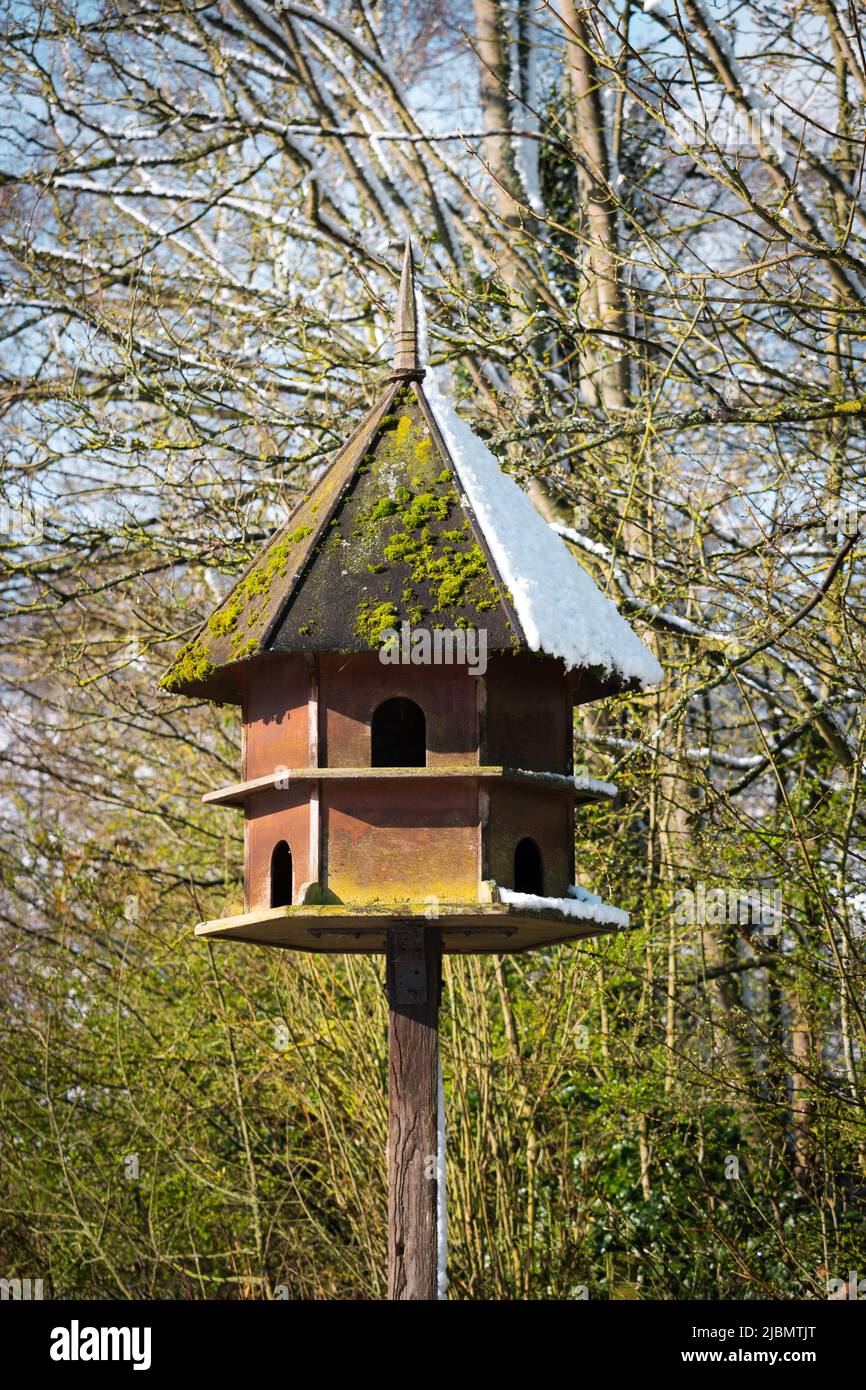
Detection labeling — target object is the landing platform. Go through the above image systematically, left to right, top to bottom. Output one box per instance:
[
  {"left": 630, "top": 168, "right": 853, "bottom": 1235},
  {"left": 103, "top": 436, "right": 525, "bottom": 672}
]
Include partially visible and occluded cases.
[{"left": 195, "top": 894, "right": 630, "bottom": 955}]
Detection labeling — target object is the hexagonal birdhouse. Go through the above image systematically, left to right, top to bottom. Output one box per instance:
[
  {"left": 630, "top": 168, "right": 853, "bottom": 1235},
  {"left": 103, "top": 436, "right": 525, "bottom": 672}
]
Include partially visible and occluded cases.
[{"left": 160, "top": 243, "right": 662, "bottom": 954}]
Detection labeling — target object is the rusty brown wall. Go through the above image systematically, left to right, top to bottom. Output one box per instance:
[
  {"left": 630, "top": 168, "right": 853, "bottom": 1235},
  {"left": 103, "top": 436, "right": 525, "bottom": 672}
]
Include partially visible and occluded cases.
[
  {"left": 240, "top": 651, "right": 575, "bottom": 910},
  {"left": 242, "top": 652, "right": 572, "bottom": 775},
  {"left": 319, "top": 654, "right": 479, "bottom": 767},
  {"left": 244, "top": 655, "right": 310, "bottom": 779},
  {"left": 484, "top": 655, "right": 571, "bottom": 773},
  {"left": 324, "top": 779, "right": 479, "bottom": 902},
  {"left": 487, "top": 784, "right": 573, "bottom": 898},
  {"left": 245, "top": 787, "right": 311, "bottom": 910}
]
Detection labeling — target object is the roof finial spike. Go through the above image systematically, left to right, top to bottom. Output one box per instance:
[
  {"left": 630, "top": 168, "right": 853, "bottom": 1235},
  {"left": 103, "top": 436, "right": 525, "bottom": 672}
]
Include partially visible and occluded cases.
[{"left": 393, "top": 237, "right": 422, "bottom": 377}]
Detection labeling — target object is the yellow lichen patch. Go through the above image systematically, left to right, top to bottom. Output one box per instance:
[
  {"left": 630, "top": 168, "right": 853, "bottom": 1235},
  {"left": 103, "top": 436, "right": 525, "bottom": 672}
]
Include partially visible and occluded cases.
[
  {"left": 394, "top": 414, "right": 413, "bottom": 451},
  {"left": 326, "top": 868, "right": 479, "bottom": 905}
]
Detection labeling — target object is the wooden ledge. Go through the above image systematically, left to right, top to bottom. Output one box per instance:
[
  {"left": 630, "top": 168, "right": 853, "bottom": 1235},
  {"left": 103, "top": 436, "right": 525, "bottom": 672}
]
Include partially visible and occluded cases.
[
  {"left": 203, "top": 765, "right": 618, "bottom": 807},
  {"left": 194, "top": 898, "right": 631, "bottom": 955}
]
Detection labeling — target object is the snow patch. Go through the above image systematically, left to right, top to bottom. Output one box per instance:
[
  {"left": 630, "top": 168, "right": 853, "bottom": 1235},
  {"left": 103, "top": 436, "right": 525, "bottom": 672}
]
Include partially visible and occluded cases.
[
  {"left": 415, "top": 281, "right": 429, "bottom": 370},
  {"left": 423, "top": 369, "right": 663, "bottom": 686},
  {"left": 514, "top": 768, "right": 618, "bottom": 798},
  {"left": 499, "top": 886, "right": 630, "bottom": 930}
]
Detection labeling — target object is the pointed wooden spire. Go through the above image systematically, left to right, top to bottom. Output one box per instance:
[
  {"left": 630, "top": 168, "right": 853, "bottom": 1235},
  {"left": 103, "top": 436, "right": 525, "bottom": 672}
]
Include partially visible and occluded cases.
[{"left": 393, "top": 238, "right": 422, "bottom": 377}]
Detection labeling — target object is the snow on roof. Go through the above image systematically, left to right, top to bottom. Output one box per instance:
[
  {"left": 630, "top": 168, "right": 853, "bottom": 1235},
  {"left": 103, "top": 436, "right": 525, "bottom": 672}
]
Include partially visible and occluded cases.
[{"left": 423, "top": 368, "right": 663, "bottom": 687}]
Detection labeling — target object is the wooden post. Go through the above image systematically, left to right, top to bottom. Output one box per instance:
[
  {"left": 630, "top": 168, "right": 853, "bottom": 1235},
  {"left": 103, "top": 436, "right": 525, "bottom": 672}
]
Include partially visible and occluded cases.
[{"left": 386, "top": 922, "right": 441, "bottom": 1300}]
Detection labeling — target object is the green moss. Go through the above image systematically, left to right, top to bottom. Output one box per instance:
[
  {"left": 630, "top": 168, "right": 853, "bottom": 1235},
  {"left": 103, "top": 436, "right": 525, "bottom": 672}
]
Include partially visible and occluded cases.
[
  {"left": 300, "top": 399, "right": 507, "bottom": 642},
  {"left": 402, "top": 490, "right": 452, "bottom": 530},
  {"left": 368, "top": 497, "right": 398, "bottom": 523},
  {"left": 167, "top": 515, "right": 318, "bottom": 688},
  {"left": 206, "top": 523, "right": 315, "bottom": 640},
  {"left": 239, "top": 523, "right": 315, "bottom": 606},
  {"left": 288, "top": 524, "right": 314, "bottom": 544},
  {"left": 382, "top": 529, "right": 496, "bottom": 613},
  {"left": 381, "top": 530, "right": 416, "bottom": 566},
  {"left": 430, "top": 545, "right": 493, "bottom": 610},
  {"left": 243, "top": 568, "right": 270, "bottom": 598},
  {"left": 208, "top": 599, "right": 243, "bottom": 636},
  {"left": 355, "top": 599, "right": 399, "bottom": 646},
  {"left": 160, "top": 639, "right": 215, "bottom": 692}
]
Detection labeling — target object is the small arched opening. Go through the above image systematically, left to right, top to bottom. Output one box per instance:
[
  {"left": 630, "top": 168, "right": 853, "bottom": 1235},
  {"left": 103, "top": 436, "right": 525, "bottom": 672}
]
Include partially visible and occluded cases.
[
  {"left": 371, "top": 697, "right": 426, "bottom": 768},
  {"left": 514, "top": 837, "right": 544, "bottom": 896},
  {"left": 270, "top": 840, "right": 293, "bottom": 908}
]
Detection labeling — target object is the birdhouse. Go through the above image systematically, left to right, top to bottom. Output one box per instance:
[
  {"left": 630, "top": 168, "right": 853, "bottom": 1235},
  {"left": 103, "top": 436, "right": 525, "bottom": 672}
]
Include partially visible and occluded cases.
[{"left": 160, "top": 244, "right": 662, "bottom": 955}]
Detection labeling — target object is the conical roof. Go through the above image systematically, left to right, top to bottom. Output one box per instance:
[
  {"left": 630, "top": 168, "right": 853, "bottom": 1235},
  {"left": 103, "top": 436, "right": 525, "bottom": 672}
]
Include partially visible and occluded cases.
[{"left": 160, "top": 243, "right": 662, "bottom": 701}]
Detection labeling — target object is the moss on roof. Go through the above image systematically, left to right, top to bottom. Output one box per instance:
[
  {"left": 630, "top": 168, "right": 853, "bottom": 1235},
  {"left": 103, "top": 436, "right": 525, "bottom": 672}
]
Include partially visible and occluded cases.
[
  {"left": 159, "top": 381, "right": 521, "bottom": 698},
  {"left": 270, "top": 394, "right": 516, "bottom": 653}
]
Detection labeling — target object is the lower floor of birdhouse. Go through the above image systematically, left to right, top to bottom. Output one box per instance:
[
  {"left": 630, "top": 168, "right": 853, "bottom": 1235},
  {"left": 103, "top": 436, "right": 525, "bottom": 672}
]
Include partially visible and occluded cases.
[{"left": 194, "top": 894, "right": 630, "bottom": 954}]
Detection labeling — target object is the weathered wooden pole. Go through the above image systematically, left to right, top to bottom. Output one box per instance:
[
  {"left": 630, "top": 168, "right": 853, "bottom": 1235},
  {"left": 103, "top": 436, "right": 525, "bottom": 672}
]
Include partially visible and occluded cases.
[
  {"left": 386, "top": 245, "right": 441, "bottom": 1301},
  {"left": 386, "top": 922, "right": 441, "bottom": 1300}
]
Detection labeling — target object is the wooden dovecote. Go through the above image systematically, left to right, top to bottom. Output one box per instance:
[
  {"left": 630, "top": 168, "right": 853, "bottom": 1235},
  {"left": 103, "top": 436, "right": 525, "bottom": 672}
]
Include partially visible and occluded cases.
[{"left": 160, "top": 241, "right": 662, "bottom": 956}]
